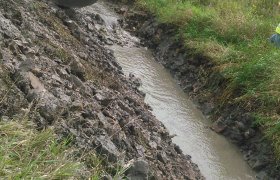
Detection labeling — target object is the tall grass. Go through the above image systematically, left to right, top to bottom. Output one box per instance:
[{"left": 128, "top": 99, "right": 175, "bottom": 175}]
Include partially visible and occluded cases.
[
  {"left": 136, "top": 0, "right": 280, "bottom": 156},
  {"left": 0, "top": 119, "right": 121, "bottom": 179},
  {"left": 0, "top": 120, "right": 81, "bottom": 179}
]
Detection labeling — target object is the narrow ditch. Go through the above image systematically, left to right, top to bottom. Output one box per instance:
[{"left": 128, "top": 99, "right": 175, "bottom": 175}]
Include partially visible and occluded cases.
[{"left": 86, "top": 1, "right": 257, "bottom": 179}]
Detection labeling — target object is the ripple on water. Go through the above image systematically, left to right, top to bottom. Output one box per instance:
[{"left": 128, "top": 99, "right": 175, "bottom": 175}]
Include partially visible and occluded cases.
[{"left": 110, "top": 45, "right": 256, "bottom": 180}]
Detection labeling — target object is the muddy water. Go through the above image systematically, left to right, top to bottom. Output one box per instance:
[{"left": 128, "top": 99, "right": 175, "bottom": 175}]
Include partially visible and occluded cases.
[
  {"left": 88, "top": 2, "right": 256, "bottom": 179},
  {"left": 111, "top": 45, "right": 256, "bottom": 180}
]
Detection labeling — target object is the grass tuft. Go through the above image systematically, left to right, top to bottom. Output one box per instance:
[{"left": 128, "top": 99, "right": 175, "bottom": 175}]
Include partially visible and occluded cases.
[{"left": 0, "top": 120, "right": 82, "bottom": 179}]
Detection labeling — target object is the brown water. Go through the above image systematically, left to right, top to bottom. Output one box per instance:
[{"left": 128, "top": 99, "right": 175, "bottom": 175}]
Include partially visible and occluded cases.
[{"left": 85, "top": 2, "right": 257, "bottom": 179}]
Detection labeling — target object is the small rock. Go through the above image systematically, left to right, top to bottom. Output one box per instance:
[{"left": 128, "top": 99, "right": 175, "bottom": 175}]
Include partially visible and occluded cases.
[
  {"left": 118, "top": 6, "right": 128, "bottom": 15},
  {"left": 94, "top": 14, "right": 105, "bottom": 25},
  {"left": 64, "top": 20, "right": 78, "bottom": 31},
  {"left": 87, "top": 23, "right": 95, "bottom": 31},
  {"left": 78, "top": 52, "right": 88, "bottom": 60},
  {"left": 70, "top": 58, "right": 86, "bottom": 81},
  {"left": 56, "top": 67, "right": 69, "bottom": 78},
  {"left": 31, "top": 68, "right": 43, "bottom": 77},
  {"left": 27, "top": 72, "right": 46, "bottom": 93},
  {"left": 129, "top": 73, "right": 142, "bottom": 87},
  {"left": 68, "top": 74, "right": 85, "bottom": 90},
  {"left": 94, "top": 93, "right": 113, "bottom": 106},
  {"left": 70, "top": 101, "right": 83, "bottom": 111},
  {"left": 118, "top": 101, "right": 134, "bottom": 115},
  {"left": 141, "top": 114, "right": 150, "bottom": 122},
  {"left": 210, "top": 117, "right": 227, "bottom": 133},
  {"left": 235, "top": 121, "right": 246, "bottom": 131},
  {"left": 244, "top": 128, "right": 256, "bottom": 139},
  {"left": 169, "top": 134, "right": 177, "bottom": 138},
  {"left": 96, "top": 136, "right": 120, "bottom": 162},
  {"left": 148, "top": 141, "right": 157, "bottom": 149},
  {"left": 136, "top": 144, "right": 145, "bottom": 157},
  {"left": 174, "top": 145, "right": 183, "bottom": 154},
  {"left": 157, "top": 151, "right": 168, "bottom": 164},
  {"left": 126, "top": 159, "right": 149, "bottom": 180},
  {"left": 253, "top": 160, "right": 268, "bottom": 171},
  {"left": 256, "top": 171, "right": 269, "bottom": 180}
]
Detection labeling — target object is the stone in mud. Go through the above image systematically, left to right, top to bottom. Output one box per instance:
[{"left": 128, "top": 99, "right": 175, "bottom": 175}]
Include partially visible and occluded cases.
[
  {"left": 117, "top": 6, "right": 129, "bottom": 15},
  {"left": 0, "top": 12, "right": 21, "bottom": 38},
  {"left": 94, "top": 14, "right": 105, "bottom": 25},
  {"left": 64, "top": 20, "right": 78, "bottom": 31},
  {"left": 64, "top": 20, "right": 85, "bottom": 40},
  {"left": 78, "top": 52, "right": 88, "bottom": 60},
  {"left": 70, "top": 58, "right": 86, "bottom": 81},
  {"left": 56, "top": 67, "right": 70, "bottom": 79},
  {"left": 31, "top": 68, "right": 44, "bottom": 78},
  {"left": 27, "top": 72, "right": 46, "bottom": 93},
  {"left": 129, "top": 73, "right": 142, "bottom": 87},
  {"left": 68, "top": 74, "right": 86, "bottom": 90},
  {"left": 95, "top": 93, "right": 114, "bottom": 106},
  {"left": 37, "top": 94, "right": 61, "bottom": 124},
  {"left": 70, "top": 101, "right": 84, "bottom": 111},
  {"left": 118, "top": 101, "right": 134, "bottom": 115},
  {"left": 38, "top": 105, "right": 57, "bottom": 123},
  {"left": 97, "top": 111, "right": 111, "bottom": 129},
  {"left": 140, "top": 113, "right": 151, "bottom": 122},
  {"left": 210, "top": 117, "right": 227, "bottom": 133},
  {"left": 235, "top": 121, "right": 246, "bottom": 131},
  {"left": 229, "top": 128, "right": 244, "bottom": 144},
  {"left": 244, "top": 128, "right": 256, "bottom": 139},
  {"left": 95, "top": 136, "right": 120, "bottom": 162},
  {"left": 148, "top": 141, "right": 157, "bottom": 149},
  {"left": 135, "top": 144, "right": 145, "bottom": 157},
  {"left": 174, "top": 144, "right": 183, "bottom": 154},
  {"left": 157, "top": 151, "right": 168, "bottom": 164},
  {"left": 126, "top": 159, "right": 149, "bottom": 180},
  {"left": 253, "top": 159, "right": 268, "bottom": 171},
  {"left": 256, "top": 171, "right": 269, "bottom": 180}
]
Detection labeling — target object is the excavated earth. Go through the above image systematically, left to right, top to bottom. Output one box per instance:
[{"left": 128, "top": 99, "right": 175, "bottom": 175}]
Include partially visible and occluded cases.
[
  {"left": 0, "top": 0, "right": 204, "bottom": 179},
  {"left": 111, "top": 1, "right": 280, "bottom": 179}
]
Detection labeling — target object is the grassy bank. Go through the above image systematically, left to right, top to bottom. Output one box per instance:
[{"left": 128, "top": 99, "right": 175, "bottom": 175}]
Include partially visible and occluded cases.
[
  {"left": 135, "top": 0, "right": 280, "bottom": 156},
  {"left": 0, "top": 119, "right": 114, "bottom": 179}
]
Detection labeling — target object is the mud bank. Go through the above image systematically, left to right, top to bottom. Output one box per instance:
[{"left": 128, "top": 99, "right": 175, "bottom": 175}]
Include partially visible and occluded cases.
[
  {"left": 0, "top": 0, "right": 205, "bottom": 179},
  {"left": 111, "top": 2, "right": 280, "bottom": 179}
]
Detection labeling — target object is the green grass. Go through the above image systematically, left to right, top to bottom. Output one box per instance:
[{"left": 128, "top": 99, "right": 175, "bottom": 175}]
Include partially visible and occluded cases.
[
  {"left": 135, "top": 0, "right": 280, "bottom": 157},
  {"left": 0, "top": 119, "right": 124, "bottom": 179},
  {"left": 0, "top": 120, "right": 83, "bottom": 179}
]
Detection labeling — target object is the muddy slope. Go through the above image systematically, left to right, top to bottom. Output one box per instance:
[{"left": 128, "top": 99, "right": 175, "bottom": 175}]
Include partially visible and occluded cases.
[
  {"left": 0, "top": 0, "right": 203, "bottom": 179},
  {"left": 115, "top": 4, "right": 280, "bottom": 179}
]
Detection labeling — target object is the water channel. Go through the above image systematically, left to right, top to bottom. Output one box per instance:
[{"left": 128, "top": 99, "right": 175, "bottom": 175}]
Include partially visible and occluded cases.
[{"left": 86, "top": 2, "right": 257, "bottom": 179}]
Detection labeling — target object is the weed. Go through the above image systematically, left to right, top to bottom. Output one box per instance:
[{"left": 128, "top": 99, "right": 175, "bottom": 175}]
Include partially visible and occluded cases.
[
  {"left": 0, "top": 117, "right": 128, "bottom": 179},
  {"left": 0, "top": 120, "right": 81, "bottom": 179}
]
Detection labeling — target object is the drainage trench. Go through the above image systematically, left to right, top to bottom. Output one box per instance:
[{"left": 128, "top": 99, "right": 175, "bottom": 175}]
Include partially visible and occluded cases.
[{"left": 85, "top": 2, "right": 256, "bottom": 179}]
